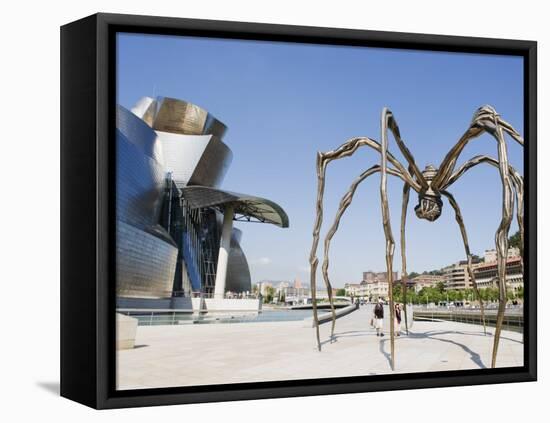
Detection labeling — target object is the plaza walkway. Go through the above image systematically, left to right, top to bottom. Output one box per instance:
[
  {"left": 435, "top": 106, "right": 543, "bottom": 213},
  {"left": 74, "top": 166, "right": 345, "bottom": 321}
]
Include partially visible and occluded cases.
[{"left": 116, "top": 305, "right": 524, "bottom": 390}]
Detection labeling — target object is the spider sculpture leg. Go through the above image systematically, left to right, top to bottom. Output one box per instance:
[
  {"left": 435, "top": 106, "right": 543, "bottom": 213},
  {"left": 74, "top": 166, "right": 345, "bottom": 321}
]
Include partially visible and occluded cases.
[
  {"left": 432, "top": 106, "right": 522, "bottom": 368},
  {"left": 379, "top": 107, "right": 429, "bottom": 369},
  {"left": 381, "top": 108, "right": 398, "bottom": 370},
  {"left": 310, "top": 137, "right": 420, "bottom": 351},
  {"left": 490, "top": 152, "right": 519, "bottom": 369},
  {"left": 444, "top": 155, "right": 524, "bottom": 361},
  {"left": 322, "top": 165, "right": 406, "bottom": 337},
  {"left": 322, "top": 165, "right": 381, "bottom": 340},
  {"left": 400, "top": 182, "right": 411, "bottom": 335},
  {"left": 441, "top": 190, "right": 487, "bottom": 335}
]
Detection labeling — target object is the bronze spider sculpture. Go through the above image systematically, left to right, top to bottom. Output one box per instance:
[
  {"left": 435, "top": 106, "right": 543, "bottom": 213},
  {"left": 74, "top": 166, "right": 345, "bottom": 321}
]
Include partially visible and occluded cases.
[{"left": 308, "top": 105, "right": 524, "bottom": 370}]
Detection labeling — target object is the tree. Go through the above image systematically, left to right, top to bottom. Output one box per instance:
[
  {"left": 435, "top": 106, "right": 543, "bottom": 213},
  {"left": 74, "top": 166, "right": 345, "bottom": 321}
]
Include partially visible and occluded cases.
[
  {"left": 509, "top": 230, "right": 522, "bottom": 250},
  {"left": 408, "top": 272, "right": 420, "bottom": 279},
  {"left": 392, "top": 283, "right": 403, "bottom": 303},
  {"left": 264, "top": 286, "right": 275, "bottom": 304},
  {"left": 517, "top": 286, "right": 524, "bottom": 299},
  {"left": 480, "top": 287, "right": 499, "bottom": 302},
  {"left": 335, "top": 288, "right": 346, "bottom": 296},
  {"left": 406, "top": 290, "right": 418, "bottom": 304},
  {"left": 448, "top": 290, "right": 458, "bottom": 302}
]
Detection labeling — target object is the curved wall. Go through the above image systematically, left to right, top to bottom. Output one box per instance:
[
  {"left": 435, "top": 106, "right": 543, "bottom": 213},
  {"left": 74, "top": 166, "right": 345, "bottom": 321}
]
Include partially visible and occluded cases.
[
  {"left": 116, "top": 106, "right": 178, "bottom": 299},
  {"left": 116, "top": 106, "right": 166, "bottom": 228},
  {"left": 157, "top": 131, "right": 232, "bottom": 189},
  {"left": 116, "top": 221, "right": 178, "bottom": 299},
  {"left": 226, "top": 229, "right": 252, "bottom": 293}
]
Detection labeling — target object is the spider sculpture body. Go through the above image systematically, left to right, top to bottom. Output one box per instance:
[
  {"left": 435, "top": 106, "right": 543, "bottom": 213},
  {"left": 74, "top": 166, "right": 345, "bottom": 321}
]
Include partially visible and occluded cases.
[{"left": 309, "top": 105, "right": 524, "bottom": 370}]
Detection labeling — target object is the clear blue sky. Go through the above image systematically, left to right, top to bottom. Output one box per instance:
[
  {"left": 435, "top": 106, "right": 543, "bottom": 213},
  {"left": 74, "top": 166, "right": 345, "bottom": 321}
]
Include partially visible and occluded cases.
[{"left": 117, "top": 33, "right": 524, "bottom": 287}]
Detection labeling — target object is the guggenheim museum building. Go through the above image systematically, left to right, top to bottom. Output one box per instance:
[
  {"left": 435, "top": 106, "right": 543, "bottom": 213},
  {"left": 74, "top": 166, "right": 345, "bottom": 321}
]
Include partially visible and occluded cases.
[{"left": 116, "top": 96, "right": 289, "bottom": 308}]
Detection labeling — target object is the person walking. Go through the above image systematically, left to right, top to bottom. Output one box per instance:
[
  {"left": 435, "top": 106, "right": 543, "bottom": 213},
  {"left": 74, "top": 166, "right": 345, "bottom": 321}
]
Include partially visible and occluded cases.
[
  {"left": 373, "top": 298, "right": 384, "bottom": 337},
  {"left": 394, "top": 303, "right": 402, "bottom": 336}
]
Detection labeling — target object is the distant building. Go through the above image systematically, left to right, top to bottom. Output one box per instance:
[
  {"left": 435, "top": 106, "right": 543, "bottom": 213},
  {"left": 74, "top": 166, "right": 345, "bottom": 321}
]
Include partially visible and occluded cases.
[
  {"left": 444, "top": 247, "right": 522, "bottom": 291},
  {"left": 483, "top": 247, "right": 520, "bottom": 263},
  {"left": 474, "top": 252, "right": 523, "bottom": 292},
  {"left": 443, "top": 260, "right": 478, "bottom": 291},
  {"left": 344, "top": 271, "right": 398, "bottom": 300},
  {"left": 363, "top": 271, "right": 398, "bottom": 283},
  {"left": 410, "top": 274, "right": 445, "bottom": 293},
  {"left": 257, "top": 281, "right": 273, "bottom": 296},
  {"left": 276, "top": 281, "right": 291, "bottom": 293},
  {"left": 274, "top": 282, "right": 311, "bottom": 305},
  {"left": 344, "top": 283, "right": 362, "bottom": 297}
]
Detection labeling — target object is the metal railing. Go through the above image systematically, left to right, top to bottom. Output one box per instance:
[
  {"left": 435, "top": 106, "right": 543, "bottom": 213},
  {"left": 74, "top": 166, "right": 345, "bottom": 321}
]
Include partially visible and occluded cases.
[
  {"left": 412, "top": 306, "right": 524, "bottom": 332},
  {"left": 118, "top": 310, "right": 195, "bottom": 326}
]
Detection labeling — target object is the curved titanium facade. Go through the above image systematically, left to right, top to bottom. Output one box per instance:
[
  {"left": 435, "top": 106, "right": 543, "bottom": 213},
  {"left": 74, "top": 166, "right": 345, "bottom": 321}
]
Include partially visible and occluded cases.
[
  {"left": 131, "top": 96, "right": 227, "bottom": 138},
  {"left": 132, "top": 96, "right": 233, "bottom": 189},
  {"left": 153, "top": 97, "right": 228, "bottom": 139},
  {"left": 116, "top": 106, "right": 178, "bottom": 299},
  {"left": 156, "top": 132, "right": 232, "bottom": 189},
  {"left": 226, "top": 229, "right": 252, "bottom": 293}
]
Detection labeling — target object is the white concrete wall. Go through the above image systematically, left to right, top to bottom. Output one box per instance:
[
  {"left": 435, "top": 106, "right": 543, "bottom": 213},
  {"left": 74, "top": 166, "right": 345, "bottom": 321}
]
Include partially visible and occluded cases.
[
  {"left": 191, "top": 297, "right": 204, "bottom": 312},
  {"left": 203, "top": 298, "right": 260, "bottom": 312},
  {"left": 116, "top": 313, "right": 138, "bottom": 350}
]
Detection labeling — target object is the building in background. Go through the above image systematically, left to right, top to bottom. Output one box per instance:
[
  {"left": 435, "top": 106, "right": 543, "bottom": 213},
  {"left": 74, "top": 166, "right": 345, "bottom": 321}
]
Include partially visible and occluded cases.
[
  {"left": 116, "top": 97, "right": 289, "bottom": 308},
  {"left": 444, "top": 247, "right": 522, "bottom": 292},
  {"left": 482, "top": 247, "right": 520, "bottom": 263},
  {"left": 474, "top": 249, "right": 523, "bottom": 292},
  {"left": 443, "top": 260, "right": 479, "bottom": 291},
  {"left": 344, "top": 271, "right": 397, "bottom": 300},
  {"left": 362, "top": 271, "right": 398, "bottom": 300},
  {"left": 410, "top": 274, "right": 445, "bottom": 293},
  {"left": 256, "top": 281, "right": 274, "bottom": 297},
  {"left": 276, "top": 281, "right": 311, "bottom": 305},
  {"left": 344, "top": 283, "right": 362, "bottom": 297}
]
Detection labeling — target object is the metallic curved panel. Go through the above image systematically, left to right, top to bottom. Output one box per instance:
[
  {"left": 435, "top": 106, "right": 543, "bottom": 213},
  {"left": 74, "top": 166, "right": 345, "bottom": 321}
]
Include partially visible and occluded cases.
[
  {"left": 130, "top": 96, "right": 157, "bottom": 127},
  {"left": 135, "top": 96, "right": 227, "bottom": 139},
  {"left": 116, "top": 105, "right": 178, "bottom": 299},
  {"left": 117, "top": 105, "right": 164, "bottom": 165},
  {"left": 116, "top": 129, "right": 166, "bottom": 229},
  {"left": 156, "top": 131, "right": 232, "bottom": 189},
  {"left": 189, "top": 135, "right": 232, "bottom": 187},
  {"left": 181, "top": 186, "right": 290, "bottom": 228},
  {"left": 116, "top": 221, "right": 178, "bottom": 299},
  {"left": 231, "top": 227, "right": 243, "bottom": 245},
  {"left": 226, "top": 229, "right": 251, "bottom": 293}
]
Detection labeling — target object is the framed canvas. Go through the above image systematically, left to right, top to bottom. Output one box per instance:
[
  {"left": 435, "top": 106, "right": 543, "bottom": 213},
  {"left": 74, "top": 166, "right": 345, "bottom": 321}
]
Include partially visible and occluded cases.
[{"left": 60, "top": 13, "right": 537, "bottom": 409}]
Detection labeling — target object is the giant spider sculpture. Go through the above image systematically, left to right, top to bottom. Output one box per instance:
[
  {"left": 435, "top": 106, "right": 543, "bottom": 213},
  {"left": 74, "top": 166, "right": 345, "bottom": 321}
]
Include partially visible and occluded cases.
[{"left": 308, "top": 105, "right": 524, "bottom": 370}]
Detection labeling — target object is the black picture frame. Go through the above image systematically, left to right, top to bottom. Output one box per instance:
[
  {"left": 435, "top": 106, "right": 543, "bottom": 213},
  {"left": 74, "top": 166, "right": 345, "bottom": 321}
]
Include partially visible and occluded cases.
[{"left": 60, "top": 12, "right": 537, "bottom": 409}]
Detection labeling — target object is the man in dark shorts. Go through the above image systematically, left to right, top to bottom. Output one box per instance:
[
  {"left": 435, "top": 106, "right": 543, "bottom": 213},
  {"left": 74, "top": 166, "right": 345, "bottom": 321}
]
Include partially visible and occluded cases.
[{"left": 373, "top": 298, "right": 384, "bottom": 336}]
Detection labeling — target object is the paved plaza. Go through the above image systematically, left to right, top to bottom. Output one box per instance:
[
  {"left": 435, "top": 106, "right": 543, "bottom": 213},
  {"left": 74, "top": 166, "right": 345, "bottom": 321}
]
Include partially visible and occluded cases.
[{"left": 116, "top": 306, "right": 524, "bottom": 390}]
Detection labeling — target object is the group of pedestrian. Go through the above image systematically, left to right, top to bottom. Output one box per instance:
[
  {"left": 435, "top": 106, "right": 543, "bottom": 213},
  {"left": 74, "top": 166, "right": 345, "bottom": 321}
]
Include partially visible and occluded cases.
[{"left": 371, "top": 298, "right": 403, "bottom": 337}]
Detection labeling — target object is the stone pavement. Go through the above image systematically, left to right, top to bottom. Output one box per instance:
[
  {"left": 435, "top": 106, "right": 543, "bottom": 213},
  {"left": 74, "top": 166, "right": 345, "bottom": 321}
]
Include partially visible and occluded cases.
[{"left": 116, "top": 305, "right": 524, "bottom": 390}]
